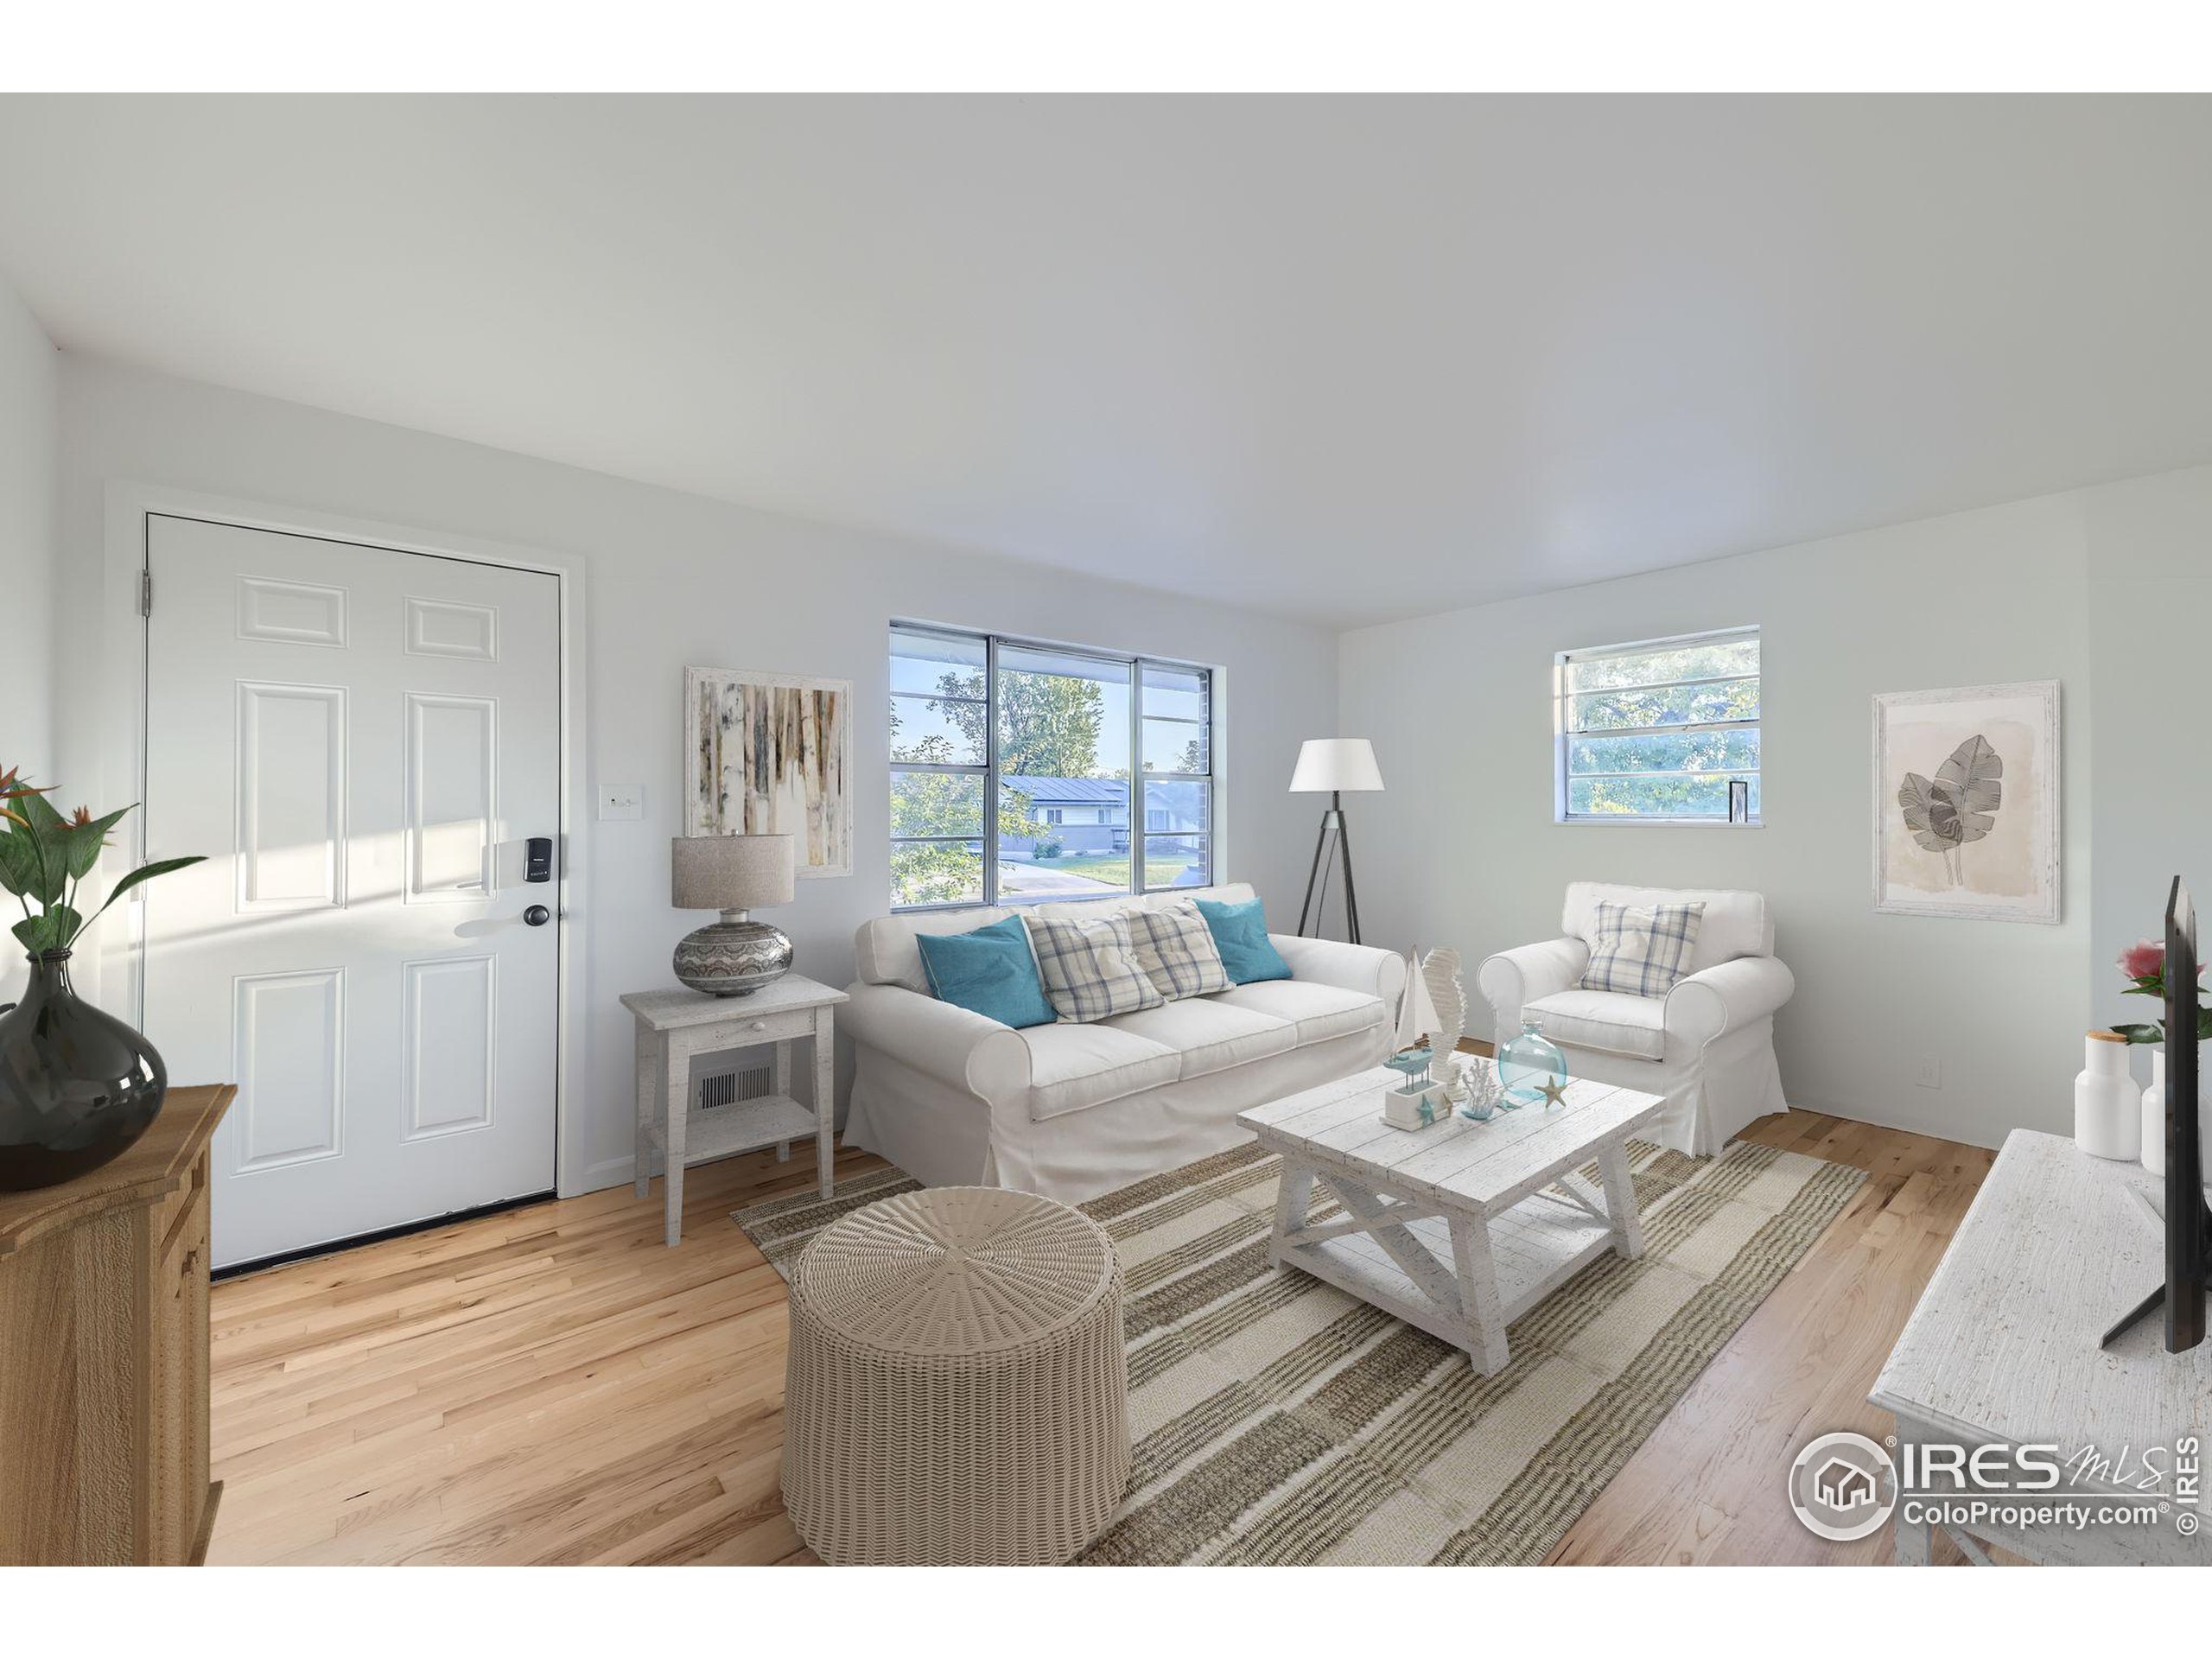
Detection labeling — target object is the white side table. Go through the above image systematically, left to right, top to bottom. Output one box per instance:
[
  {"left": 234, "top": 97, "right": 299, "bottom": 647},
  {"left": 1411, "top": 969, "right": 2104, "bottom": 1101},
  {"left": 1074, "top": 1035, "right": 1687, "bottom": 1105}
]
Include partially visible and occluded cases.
[{"left": 621, "top": 975, "right": 849, "bottom": 1247}]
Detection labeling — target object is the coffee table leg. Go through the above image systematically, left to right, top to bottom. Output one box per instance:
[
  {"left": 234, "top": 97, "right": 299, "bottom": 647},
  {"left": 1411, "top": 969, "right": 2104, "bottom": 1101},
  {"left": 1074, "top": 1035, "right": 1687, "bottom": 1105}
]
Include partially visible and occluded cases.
[
  {"left": 1597, "top": 1141, "right": 1644, "bottom": 1261},
  {"left": 1271, "top": 1162, "right": 1315, "bottom": 1262},
  {"left": 1447, "top": 1215, "right": 1510, "bottom": 1376}
]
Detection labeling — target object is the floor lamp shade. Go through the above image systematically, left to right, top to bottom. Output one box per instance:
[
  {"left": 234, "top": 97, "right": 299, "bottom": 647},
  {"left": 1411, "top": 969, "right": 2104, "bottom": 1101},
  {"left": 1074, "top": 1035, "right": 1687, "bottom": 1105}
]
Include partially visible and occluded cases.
[
  {"left": 1289, "top": 739, "right": 1385, "bottom": 794},
  {"left": 1288, "top": 740, "right": 1383, "bottom": 944},
  {"left": 671, "top": 835, "right": 796, "bottom": 996}
]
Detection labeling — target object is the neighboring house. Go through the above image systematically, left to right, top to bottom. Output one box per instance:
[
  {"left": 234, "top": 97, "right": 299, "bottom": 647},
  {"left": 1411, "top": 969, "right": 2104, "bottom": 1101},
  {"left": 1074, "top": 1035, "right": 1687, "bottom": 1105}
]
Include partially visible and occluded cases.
[{"left": 998, "top": 775, "right": 1203, "bottom": 857}]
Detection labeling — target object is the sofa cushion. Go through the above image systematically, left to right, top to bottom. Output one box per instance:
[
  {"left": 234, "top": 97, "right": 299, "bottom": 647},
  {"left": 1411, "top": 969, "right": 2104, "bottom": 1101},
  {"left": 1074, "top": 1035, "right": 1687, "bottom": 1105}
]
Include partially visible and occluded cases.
[
  {"left": 1142, "top": 881, "right": 1256, "bottom": 912},
  {"left": 1562, "top": 882, "right": 1770, "bottom": 974},
  {"left": 854, "top": 887, "right": 1260, "bottom": 991},
  {"left": 1194, "top": 896, "right": 1293, "bottom": 985},
  {"left": 1578, "top": 898, "right": 1705, "bottom": 998},
  {"left": 1126, "top": 900, "right": 1233, "bottom": 1001},
  {"left": 855, "top": 906, "right": 1013, "bottom": 993},
  {"left": 1025, "top": 910, "right": 1166, "bottom": 1023},
  {"left": 914, "top": 915, "right": 1056, "bottom": 1029},
  {"left": 1211, "top": 980, "right": 1383, "bottom": 1047},
  {"left": 1523, "top": 987, "right": 1666, "bottom": 1061},
  {"left": 1103, "top": 998, "right": 1295, "bottom": 1080},
  {"left": 1020, "top": 1022, "right": 1181, "bottom": 1121}
]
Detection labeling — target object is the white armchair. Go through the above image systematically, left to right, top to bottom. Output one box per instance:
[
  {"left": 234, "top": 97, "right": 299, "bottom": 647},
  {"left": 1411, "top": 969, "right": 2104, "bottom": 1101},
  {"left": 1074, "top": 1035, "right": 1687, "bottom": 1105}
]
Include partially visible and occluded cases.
[{"left": 1478, "top": 882, "right": 1792, "bottom": 1156}]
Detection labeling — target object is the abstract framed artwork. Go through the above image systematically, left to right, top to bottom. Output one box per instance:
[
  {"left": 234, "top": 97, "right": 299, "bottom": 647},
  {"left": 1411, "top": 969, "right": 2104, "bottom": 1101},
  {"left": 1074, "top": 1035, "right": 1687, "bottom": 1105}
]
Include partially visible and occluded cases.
[
  {"left": 684, "top": 667, "right": 852, "bottom": 878},
  {"left": 1872, "top": 679, "right": 2060, "bottom": 924}
]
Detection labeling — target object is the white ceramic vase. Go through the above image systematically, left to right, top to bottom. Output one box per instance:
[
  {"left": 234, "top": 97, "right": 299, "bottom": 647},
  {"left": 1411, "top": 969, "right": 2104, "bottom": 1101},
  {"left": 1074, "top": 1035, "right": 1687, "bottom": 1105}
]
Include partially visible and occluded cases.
[
  {"left": 2075, "top": 1033, "right": 2140, "bottom": 1161},
  {"left": 2139, "top": 1047, "right": 2212, "bottom": 1180}
]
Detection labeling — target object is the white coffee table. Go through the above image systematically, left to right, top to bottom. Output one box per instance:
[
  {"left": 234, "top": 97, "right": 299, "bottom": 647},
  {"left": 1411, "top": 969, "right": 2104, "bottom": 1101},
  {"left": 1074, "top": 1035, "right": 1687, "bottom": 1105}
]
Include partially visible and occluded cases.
[{"left": 1239, "top": 1065, "right": 1669, "bottom": 1374}]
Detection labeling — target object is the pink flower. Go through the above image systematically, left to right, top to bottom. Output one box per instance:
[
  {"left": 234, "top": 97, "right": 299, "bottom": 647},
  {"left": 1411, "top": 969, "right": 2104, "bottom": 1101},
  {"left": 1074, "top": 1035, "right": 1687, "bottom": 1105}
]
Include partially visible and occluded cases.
[
  {"left": 2120, "top": 938, "right": 2208, "bottom": 982},
  {"left": 2121, "top": 939, "right": 2166, "bottom": 980}
]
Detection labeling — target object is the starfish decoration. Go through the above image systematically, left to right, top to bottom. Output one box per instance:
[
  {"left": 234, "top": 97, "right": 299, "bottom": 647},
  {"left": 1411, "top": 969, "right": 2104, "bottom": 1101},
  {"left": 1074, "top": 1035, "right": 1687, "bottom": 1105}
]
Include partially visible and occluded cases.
[{"left": 1535, "top": 1077, "right": 1569, "bottom": 1109}]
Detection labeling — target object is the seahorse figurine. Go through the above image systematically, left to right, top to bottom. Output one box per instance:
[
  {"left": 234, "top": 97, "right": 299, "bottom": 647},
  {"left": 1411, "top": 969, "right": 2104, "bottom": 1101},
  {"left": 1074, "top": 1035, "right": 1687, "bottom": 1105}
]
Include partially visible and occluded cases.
[{"left": 1421, "top": 947, "right": 1466, "bottom": 1094}]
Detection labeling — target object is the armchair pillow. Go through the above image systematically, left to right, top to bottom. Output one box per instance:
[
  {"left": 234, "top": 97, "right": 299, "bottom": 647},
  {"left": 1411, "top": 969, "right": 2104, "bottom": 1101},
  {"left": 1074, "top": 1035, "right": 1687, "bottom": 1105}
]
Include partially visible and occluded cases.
[
  {"left": 1194, "top": 896, "right": 1293, "bottom": 986},
  {"left": 1578, "top": 898, "right": 1706, "bottom": 997},
  {"left": 1126, "top": 900, "right": 1233, "bottom": 1001},
  {"left": 1023, "top": 910, "right": 1166, "bottom": 1023},
  {"left": 913, "top": 914, "right": 1057, "bottom": 1029}
]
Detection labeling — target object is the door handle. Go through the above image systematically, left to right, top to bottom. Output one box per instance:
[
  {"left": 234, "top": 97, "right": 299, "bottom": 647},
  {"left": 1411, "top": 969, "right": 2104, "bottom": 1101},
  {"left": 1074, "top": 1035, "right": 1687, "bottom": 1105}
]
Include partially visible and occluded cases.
[{"left": 524, "top": 905, "right": 551, "bottom": 927}]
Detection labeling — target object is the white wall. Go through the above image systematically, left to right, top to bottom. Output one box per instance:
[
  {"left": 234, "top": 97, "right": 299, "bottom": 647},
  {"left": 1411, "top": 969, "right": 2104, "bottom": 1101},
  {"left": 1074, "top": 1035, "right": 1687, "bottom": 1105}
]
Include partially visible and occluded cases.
[
  {"left": 0, "top": 276, "right": 58, "bottom": 1008},
  {"left": 55, "top": 357, "right": 1339, "bottom": 1189},
  {"left": 2082, "top": 466, "right": 2212, "bottom": 1037},
  {"left": 1341, "top": 490, "right": 2105, "bottom": 1149}
]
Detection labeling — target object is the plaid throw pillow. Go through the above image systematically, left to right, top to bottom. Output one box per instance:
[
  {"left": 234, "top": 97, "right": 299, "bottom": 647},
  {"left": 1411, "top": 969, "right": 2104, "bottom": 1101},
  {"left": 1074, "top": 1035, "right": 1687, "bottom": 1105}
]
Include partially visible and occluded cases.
[
  {"left": 1579, "top": 899, "right": 1706, "bottom": 997},
  {"left": 1126, "top": 901, "right": 1232, "bottom": 1001},
  {"left": 1022, "top": 911, "right": 1167, "bottom": 1022}
]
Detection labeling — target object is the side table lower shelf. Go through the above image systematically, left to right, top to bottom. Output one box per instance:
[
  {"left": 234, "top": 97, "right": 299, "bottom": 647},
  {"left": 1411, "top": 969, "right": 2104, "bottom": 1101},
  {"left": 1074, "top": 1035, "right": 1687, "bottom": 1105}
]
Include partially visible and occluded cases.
[{"left": 641, "top": 1093, "right": 819, "bottom": 1169}]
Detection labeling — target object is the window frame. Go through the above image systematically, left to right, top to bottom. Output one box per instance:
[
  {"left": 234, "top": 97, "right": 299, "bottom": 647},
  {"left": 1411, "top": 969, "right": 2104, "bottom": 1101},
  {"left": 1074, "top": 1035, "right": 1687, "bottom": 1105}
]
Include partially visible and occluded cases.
[
  {"left": 890, "top": 622, "right": 1218, "bottom": 910},
  {"left": 1553, "top": 625, "right": 1762, "bottom": 827}
]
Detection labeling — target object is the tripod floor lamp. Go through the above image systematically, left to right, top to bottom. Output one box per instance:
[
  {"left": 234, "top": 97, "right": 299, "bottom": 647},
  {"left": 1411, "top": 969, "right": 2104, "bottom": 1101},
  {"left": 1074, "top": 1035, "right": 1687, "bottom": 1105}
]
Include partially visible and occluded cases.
[{"left": 1289, "top": 738, "right": 1384, "bottom": 944}]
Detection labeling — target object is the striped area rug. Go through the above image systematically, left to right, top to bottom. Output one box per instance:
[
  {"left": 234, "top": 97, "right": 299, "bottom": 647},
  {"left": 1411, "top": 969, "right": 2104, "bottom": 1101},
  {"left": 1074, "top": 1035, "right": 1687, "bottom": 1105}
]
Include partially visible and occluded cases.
[{"left": 733, "top": 1135, "right": 1864, "bottom": 1566}]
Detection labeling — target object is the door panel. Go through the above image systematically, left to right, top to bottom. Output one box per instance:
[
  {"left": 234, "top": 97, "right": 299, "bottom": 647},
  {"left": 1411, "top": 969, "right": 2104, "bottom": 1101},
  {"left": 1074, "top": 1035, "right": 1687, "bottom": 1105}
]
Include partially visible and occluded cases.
[
  {"left": 142, "top": 514, "right": 561, "bottom": 1268},
  {"left": 235, "top": 681, "right": 346, "bottom": 911}
]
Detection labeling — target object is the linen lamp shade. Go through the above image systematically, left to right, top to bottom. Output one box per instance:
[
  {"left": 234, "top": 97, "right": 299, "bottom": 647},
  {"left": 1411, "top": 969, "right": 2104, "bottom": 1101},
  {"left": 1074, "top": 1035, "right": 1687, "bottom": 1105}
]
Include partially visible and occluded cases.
[
  {"left": 1288, "top": 738, "right": 1385, "bottom": 794},
  {"left": 671, "top": 834, "right": 795, "bottom": 913}
]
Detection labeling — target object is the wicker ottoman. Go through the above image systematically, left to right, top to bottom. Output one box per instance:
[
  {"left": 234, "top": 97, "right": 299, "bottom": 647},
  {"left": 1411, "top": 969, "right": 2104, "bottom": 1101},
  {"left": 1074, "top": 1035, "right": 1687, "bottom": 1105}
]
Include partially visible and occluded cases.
[{"left": 780, "top": 1186, "right": 1129, "bottom": 1565}]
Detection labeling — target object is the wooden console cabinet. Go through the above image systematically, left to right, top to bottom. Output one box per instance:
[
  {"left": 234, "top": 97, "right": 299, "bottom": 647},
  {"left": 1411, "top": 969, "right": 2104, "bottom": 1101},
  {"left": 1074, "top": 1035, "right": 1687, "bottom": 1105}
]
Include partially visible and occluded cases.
[{"left": 0, "top": 1084, "right": 232, "bottom": 1564}]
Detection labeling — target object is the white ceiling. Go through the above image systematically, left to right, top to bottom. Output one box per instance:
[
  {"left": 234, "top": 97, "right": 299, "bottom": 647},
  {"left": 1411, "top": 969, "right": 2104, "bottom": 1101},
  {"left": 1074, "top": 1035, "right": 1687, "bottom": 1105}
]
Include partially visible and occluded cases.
[{"left": 3, "top": 94, "right": 2208, "bottom": 626}]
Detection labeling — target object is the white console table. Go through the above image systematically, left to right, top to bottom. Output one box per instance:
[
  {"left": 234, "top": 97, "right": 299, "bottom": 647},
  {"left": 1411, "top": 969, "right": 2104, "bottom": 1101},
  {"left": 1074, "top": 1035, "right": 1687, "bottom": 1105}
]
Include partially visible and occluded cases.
[
  {"left": 622, "top": 976, "right": 848, "bottom": 1247},
  {"left": 1871, "top": 1129, "right": 2212, "bottom": 1566}
]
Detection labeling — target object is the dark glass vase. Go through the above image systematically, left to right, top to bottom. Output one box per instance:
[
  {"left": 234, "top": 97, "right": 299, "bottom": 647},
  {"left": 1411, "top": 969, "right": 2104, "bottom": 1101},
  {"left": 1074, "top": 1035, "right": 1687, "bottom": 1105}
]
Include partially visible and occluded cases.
[{"left": 0, "top": 950, "right": 168, "bottom": 1192}]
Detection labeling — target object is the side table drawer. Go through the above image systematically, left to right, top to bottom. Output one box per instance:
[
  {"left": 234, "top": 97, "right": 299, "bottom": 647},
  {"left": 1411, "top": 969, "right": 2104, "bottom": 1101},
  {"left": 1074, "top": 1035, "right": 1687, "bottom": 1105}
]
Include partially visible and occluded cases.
[{"left": 707, "top": 1005, "right": 817, "bottom": 1047}]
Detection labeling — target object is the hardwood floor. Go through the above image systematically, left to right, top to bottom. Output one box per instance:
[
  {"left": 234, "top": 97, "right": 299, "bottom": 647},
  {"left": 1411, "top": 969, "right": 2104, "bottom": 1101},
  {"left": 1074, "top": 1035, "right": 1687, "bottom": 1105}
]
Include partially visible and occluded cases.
[
  {"left": 1549, "top": 1109, "right": 1994, "bottom": 1565},
  {"left": 206, "top": 1110, "right": 1993, "bottom": 1566}
]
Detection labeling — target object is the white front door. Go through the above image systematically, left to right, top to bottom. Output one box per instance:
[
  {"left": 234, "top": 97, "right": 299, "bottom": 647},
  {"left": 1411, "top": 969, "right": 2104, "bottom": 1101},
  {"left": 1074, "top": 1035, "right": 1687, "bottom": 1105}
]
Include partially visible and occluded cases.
[{"left": 140, "top": 513, "right": 562, "bottom": 1268}]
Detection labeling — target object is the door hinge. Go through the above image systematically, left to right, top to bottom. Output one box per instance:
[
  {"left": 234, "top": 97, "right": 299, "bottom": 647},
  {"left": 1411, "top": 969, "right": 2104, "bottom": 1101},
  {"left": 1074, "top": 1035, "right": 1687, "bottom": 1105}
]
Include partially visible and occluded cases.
[{"left": 138, "top": 569, "right": 153, "bottom": 617}]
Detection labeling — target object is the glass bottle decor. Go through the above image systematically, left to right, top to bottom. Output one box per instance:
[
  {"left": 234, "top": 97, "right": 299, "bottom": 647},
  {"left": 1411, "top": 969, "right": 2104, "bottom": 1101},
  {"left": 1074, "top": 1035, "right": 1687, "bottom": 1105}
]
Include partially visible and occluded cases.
[{"left": 1497, "top": 1019, "right": 1567, "bottom": 1109}]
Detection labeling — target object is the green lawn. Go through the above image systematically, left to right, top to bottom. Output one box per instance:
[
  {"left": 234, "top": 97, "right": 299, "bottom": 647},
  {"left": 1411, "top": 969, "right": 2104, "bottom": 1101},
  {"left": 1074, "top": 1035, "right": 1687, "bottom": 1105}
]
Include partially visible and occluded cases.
[{"left": 1027, "top": 850, "right": 1198, "bottom": 888}]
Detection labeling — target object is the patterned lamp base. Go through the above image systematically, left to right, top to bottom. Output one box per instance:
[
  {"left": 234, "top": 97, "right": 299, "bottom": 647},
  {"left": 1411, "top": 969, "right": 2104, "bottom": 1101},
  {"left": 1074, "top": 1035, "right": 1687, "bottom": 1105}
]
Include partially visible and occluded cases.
[{"left": 673, "top": 912, "right": 794, "bottom": 997}]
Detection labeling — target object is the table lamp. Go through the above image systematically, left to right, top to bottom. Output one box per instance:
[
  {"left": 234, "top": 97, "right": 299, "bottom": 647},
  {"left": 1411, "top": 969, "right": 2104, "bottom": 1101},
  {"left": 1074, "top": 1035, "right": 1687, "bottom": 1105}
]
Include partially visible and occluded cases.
[
  {"left": 1288, "top": 738, "right": 1384, "bottom": 944},
  {"left": 671, "top": 834, "right": 796, "bottom": 996}
]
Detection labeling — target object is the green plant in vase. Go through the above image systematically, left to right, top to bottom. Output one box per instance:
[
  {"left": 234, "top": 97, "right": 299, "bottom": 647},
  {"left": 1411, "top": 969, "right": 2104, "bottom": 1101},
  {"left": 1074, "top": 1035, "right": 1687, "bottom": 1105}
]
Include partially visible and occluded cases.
[
  {"left": 0, "top": 767, "right": 206, "bottom": 1191},
  {"left": 0, "top": 767, "right": 204, "bottom": 955}
]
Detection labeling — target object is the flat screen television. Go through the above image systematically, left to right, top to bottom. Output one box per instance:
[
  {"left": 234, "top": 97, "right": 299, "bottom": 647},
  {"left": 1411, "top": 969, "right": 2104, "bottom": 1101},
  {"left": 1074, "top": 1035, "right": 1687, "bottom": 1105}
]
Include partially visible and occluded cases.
[{"left": 2103, "top": 875, "right": 2211, "bottom": 1352}]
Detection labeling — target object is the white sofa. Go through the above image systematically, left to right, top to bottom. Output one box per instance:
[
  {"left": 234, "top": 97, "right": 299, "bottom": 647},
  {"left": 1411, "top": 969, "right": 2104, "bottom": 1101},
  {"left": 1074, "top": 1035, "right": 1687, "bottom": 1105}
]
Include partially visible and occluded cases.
[
  {"left": 1477, "top": 882, "right": 1793, "bottom": 1158},
  {"left": 841, "top": 883, "right": 1408, "bottom": 1204}
]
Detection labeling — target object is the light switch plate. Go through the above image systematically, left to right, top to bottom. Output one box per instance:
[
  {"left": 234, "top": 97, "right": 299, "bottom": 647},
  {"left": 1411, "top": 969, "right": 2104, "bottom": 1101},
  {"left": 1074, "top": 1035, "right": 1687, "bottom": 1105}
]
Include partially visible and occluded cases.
[{"left": 598, "top": 782, "right": 643, "bottom": 822}]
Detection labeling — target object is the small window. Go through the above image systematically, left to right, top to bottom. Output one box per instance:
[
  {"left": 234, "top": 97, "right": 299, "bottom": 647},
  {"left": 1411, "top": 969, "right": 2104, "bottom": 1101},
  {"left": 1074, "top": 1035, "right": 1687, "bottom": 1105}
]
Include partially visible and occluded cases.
[
  {"left": 1556, "top": 627, "right": 1760, "bottom": 823},
  {"left": 1042, "top": 808, "right": 1063, "bottom": 825}
]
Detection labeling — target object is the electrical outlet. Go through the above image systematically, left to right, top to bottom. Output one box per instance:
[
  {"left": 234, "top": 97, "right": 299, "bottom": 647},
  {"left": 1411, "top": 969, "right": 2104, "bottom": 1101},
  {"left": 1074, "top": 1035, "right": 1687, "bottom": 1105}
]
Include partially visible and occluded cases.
[
  {"left": 598, "top": 782, "right": 643, "bottom": 822},
  {"left": 1914, "top": 1057, "right": 1942, "bottom": 1090}
]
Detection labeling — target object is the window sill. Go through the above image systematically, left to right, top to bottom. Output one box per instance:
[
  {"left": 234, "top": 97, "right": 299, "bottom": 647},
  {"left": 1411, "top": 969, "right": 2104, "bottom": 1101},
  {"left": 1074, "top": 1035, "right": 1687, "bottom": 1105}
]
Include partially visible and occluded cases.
[{"left": 1554, "top": 817, "right": 1764, "bottom": 829}]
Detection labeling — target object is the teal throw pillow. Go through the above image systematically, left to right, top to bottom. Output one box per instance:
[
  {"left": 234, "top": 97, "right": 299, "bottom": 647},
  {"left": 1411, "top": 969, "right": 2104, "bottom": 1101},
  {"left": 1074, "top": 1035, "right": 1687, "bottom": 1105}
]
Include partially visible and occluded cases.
[
  {"left": 1193, "top": 897, "right": 1293, "bottom": 985},
  {"left": 914, "top": 915, "right": 1057, "bottom": 1028}
]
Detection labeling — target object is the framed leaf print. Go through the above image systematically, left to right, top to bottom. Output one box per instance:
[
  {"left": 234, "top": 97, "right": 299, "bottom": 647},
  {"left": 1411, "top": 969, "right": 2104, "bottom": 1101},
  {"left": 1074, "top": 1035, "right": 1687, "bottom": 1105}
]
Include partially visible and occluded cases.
[
  {"left": 685, "top": 667, "right": 852, "bottom": 877},
  {"left": 1872, "top": 681, "right": 2060, "bottom": 924}
]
